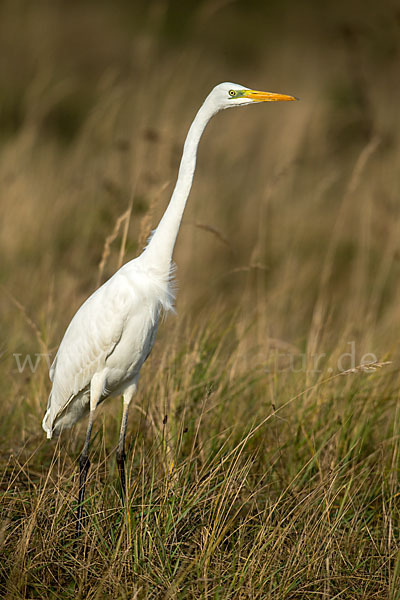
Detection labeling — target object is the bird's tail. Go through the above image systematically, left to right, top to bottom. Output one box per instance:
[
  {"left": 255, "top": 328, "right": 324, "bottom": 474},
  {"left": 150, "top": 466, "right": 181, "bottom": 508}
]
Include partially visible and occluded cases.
[{"left": 42, "top": 406, "right": 53, "bottom": 439}]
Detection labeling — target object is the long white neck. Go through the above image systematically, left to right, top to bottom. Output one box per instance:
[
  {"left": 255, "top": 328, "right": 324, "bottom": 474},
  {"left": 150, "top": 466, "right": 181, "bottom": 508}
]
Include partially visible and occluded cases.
[{"left": 141, "top": 96, "right": 217, "bottom": 274}]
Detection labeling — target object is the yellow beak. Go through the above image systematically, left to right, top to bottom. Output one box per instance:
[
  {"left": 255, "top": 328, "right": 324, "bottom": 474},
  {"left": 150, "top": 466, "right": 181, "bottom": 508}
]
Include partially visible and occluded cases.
[{"left": 243, "top": 90, "right": 298, "bottom": 102}]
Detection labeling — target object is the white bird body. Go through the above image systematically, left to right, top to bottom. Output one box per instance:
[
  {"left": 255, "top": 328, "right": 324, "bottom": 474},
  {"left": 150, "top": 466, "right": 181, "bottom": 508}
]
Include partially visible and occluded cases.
[
  {"left": 42, "top": 82, "right": 296, "bottom": 530},
  {"left": 42, "top": 256, "right": 173, "bottom": 437}
]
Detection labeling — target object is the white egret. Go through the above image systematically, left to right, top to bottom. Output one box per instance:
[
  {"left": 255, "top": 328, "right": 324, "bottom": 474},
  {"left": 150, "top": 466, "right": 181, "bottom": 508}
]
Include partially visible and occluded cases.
[{"left": 42, "top": 82, "right": 297, "bottom": 533}]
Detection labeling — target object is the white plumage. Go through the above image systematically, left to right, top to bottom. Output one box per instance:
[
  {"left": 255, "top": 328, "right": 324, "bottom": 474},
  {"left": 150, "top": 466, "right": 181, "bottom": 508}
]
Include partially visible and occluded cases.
[
  {"left": 42, "top": 82, "right": 296, "bottom": 531},
  {"left": 42, "top": 259, "right": 173, "bottom": 437}
]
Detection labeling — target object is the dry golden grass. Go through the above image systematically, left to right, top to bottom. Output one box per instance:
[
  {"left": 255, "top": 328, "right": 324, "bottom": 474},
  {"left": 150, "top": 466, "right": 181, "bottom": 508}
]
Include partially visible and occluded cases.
[{"left": 1, "top": 1, "right": 400, "bottom": 598}]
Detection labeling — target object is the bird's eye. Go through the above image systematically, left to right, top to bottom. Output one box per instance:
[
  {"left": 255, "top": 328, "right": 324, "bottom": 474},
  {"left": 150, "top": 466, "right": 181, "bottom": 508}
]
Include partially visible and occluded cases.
[{"left": 228, "top": 90, "right": 236, "bottom": 97}]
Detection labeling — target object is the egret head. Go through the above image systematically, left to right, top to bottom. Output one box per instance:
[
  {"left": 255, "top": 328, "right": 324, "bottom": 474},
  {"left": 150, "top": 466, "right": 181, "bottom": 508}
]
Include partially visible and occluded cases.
[{"left": 208, "top": 82, "right": 298, "bottom": 112}]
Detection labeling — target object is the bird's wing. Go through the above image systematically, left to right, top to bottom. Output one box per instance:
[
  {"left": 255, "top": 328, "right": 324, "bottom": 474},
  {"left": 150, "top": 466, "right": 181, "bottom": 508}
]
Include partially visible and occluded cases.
[
  {"left": 47, "top": 276, "right": 134, "bottom": 422},
  {"left": 49, "top": 355, "right": 57, "bottom": 382}
]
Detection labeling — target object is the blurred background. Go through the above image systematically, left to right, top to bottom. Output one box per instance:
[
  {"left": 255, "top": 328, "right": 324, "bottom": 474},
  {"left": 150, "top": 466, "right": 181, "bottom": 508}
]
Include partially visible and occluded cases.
[
  {"left": 1, "top": 0, "right": 400, "bottom": 436},
  {"left": 2, "top": 2, "right": 400, "bottom": 595}
]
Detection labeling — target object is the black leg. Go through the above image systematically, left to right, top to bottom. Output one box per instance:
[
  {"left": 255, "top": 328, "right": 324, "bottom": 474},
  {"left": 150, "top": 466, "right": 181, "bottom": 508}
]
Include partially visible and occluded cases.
[
  {"left": 116, "top": 400, "right": 131, "bottom": 502},
  {"left": 76, "top": 412, "right": 94, "bottom": 537},
  {"left": 116, "top": 448, "right": 127, "bottom": 499},
  {"left": 76, "top": 454, "right": 90, "bottom": 536}
]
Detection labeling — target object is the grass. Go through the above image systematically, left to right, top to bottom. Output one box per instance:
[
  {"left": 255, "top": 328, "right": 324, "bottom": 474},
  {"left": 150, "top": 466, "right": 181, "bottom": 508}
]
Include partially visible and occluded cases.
[{"left": 1, "top": 1, "right": 400, "bottom": 598}]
